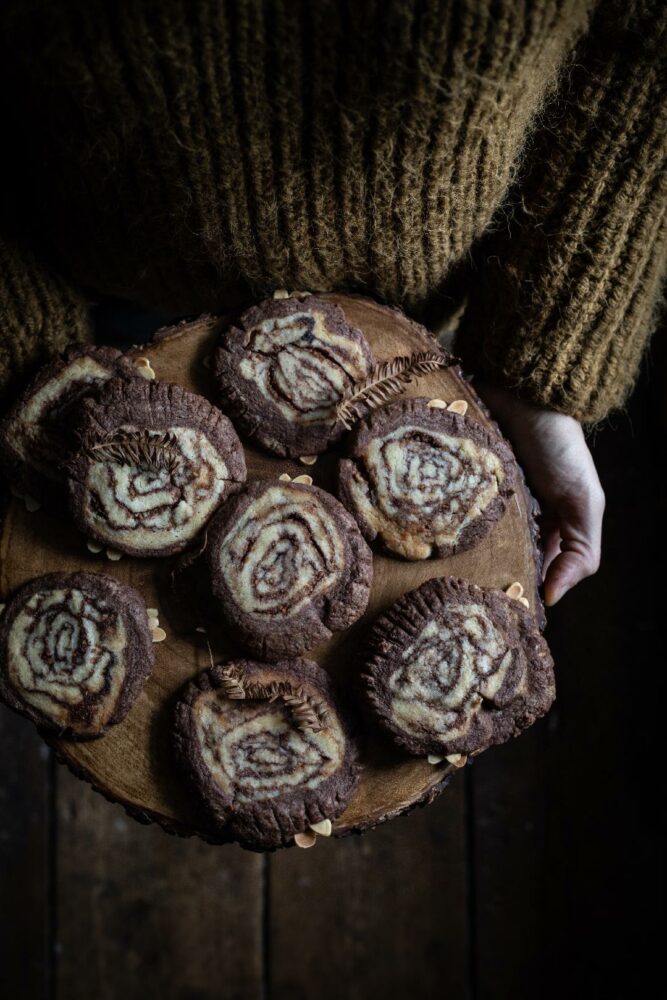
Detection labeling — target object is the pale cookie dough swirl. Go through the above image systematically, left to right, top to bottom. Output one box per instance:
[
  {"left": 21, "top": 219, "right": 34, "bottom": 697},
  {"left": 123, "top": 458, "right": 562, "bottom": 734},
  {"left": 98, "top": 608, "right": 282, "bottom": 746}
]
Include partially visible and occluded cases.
[
  {"left": 214, "top": 296, "right": 375, "bottom": 457},
  {"left": 238, "top": 309, "right": 372, "bottom": 424},
  {"left": 0, "top": 346, "right": 136, "bottom": 505},
  {"left": 68, "top": 380, "right": 246, "bottom": 557},
  {"left": 339, "top": 399, "right": 517, "bottom": 560},
  {"left": 83, "top": 425, "right": 232, "bottom": 553},
  {"left": 207, "top": 481, "right": 373, "bottom": 659},
  {"left": 219, "top": 484, "right": 344, "bottom": 620},
  {"left": 0, "top": 572, "right": 154, "bottom": 739},
  {"left": 364, "top": 577, "right": 555, "bottom": 757},
  {"left": 5, "top": 587, "right": 127, "bottom": 733},
  {"left": 387, "top": 604, "right": 513, "bottom": 742},
  {"left": 174, "top": 660, "right": 360, "bottom": 850},
  {"left": 196, "top": 696, "right": 345, "bottom": 804}
]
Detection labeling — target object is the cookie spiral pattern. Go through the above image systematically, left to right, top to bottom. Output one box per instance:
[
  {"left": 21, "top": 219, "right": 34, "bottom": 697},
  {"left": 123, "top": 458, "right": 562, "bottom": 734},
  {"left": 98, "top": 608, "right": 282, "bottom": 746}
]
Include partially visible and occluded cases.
[
  {"left": 214, "top": 297, "right": 375, "bottom": 456},
  {"left": 238, "top": 309, "right": 372, "bottom": 425},
  {"left": 0, "top": 346, "right": 136, "bottom": 504},
  {"left": 68, "top": 379, "right": 246, "bottom": 557},
  {"left": 339, "top": 399, "right": 517, "bottom": 559},
  {"left": 84, "top": 426, "right": 231, "bottom": 552},
  {"left": 207, "top": 481, "right": 372, "bottom": 659},
  {"left": 219, "top": 484, "right": 344, "bottom": 620},
  {"left": 0, "top": 573, "right": 154, "bottom": 738},
  {"left": 364, "top": 577, "right": 555, "bottom": 757},
  {"left": 9, "top": 590, "right": 127, "bottom": 725},
  {"left": 387, "top": 605, "right": 511, "bottom": 742},
  {"left": 174, "top": 659, "right": 360, "bottom": 850},
  {"left": 196, "top": 697, "right": 345, "bottom": 804}
]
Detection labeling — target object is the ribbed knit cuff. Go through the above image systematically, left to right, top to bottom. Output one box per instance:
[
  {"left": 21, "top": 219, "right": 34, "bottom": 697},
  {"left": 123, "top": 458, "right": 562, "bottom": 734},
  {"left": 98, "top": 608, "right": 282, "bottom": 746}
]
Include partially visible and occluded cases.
[
  {"left": 454, "top": 0, "right": 667, "bottom": 425},
  {"left": 0, "top": 237, "right": 91, "bottom": 402}
]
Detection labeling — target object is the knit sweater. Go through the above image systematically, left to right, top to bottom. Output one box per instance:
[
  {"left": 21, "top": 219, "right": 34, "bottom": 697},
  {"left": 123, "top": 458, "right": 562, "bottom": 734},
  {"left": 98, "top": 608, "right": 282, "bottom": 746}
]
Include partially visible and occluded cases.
[{"left": 0, "top": 0, "right": 665, "bottom": 424}]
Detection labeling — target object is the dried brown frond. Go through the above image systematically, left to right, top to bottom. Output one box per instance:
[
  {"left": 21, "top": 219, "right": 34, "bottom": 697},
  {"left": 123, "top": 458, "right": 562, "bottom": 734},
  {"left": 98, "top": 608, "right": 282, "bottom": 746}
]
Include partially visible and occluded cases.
[
  {"left": 337, "top": 351, "right": 449, "bottom": 429},
  {"left": 88, "top": 429, "right": 181, "bottom": 475},
  {"left": 243, "top": 679, "right": 329, "bottom": 734}
]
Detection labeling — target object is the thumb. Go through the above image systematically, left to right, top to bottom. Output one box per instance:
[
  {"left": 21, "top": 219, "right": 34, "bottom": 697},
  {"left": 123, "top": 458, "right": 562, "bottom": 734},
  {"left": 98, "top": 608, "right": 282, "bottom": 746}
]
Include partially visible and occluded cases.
[{"left": 543, "top": 496, "right": 604, "bottom": 606}]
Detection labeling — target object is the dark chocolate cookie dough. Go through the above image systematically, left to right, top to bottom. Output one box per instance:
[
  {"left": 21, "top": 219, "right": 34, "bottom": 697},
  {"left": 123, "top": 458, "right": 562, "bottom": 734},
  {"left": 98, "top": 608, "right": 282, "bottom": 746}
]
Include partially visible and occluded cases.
[
  {"left": 212, "top": 294, "right": 375, "bottom": 457},
  {"left": 0, "top": 346, "right": 138, "bottom": 508},
  {"left": 67, "top": 378, "right": 246, "bottom": 557},
  {"left": 338, "top": 397, "right": 518, "bottom": 560},
  {"left": 206, "top": 479, "right": 373, "bottom": 659},
  {"left": 0, "top": 571, "right": 154, "bottom": 739},
  {"left": 363, "top": 577, "right": 555, "bottom": 757},
  {"left": 174, "top": 658, "right": 359, "bottom": 851}
]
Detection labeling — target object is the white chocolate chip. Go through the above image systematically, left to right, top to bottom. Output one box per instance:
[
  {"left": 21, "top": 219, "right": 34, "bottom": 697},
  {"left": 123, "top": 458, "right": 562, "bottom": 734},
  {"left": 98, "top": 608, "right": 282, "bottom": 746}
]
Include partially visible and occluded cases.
[
  {"left": 273, "top": 288, "right": 289, "bottom": 299},
  {"left": 290, "top": 289, "right": 312, "bottom": 297},
  {"left": 134, "top": 356, "right": 152, "bottom": 368},
  {"left": 137, "top": 363, "right": 156, "bottom": 380},
  {"left": 427, "top": 398, "right": 448, "bottom": 409},
  {"left": 447, "top": 399, "right": 469, "bottom": 416},
  {"left": 299, "top": 455, "right": 318, "bottom": 466},
  {"left": 278, "top": 473, "right": 292, "bottom": 482},
  {"left": 292, "top": 474, "right": 313, "bottom": 486},
  {"left": 24, "top": 495, "right": 41, "bottom": 512},
  {"left": 86, "top": 540, "right": 104, "bottom": 554},
  {"left": 106, "top": 549, "right": 123, "bottom": 561},
  {"left": 504, "top": 581, "right": 524, "bottom": 600},
  {"left": 518, "top": 596, "right": 530, "bottom": 608},
  {"left": 146, "top": 608, "right": 159, "bottom": 618},
  {"left": 148, "top": 616, "right": 160, "bottom": 630},
  {"left": 151, "top": 626, "right": 167, "bottom": 643},
  {"left": 195, "top": 626, "right": 207, "bottom": 634},
  {"left": 446, "top": 753, "right": 467, "bottom": 768},
  {"left": 427, "top": 754, "right": 445, "bottom": 765},
  {"left": 309, "top": 819, "right": 332, "bottom": 837},
  {"left": 294, "top": 831, "right": 318, "bottom": 849}
]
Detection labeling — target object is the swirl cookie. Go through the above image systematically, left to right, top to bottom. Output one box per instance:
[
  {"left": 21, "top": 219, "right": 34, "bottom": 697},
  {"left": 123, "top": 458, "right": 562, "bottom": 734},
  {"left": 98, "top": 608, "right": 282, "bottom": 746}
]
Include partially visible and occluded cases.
[
  {"left": 212, "top": 295, "right": 375, "bottom": 457},
  {"left": 0, "top": 346, "right": 137, "bottom": 509},
  {"left": 67, "top": 379, "right": 246, "bottom": 557},
  {"left": 338, "top": 397, "right": 518, "bottom": 560},
  {"left": 206, "top": 480, "right": 373, "bottom": 659},
  {"left": 0, "top": 571, "right": 154, "bottom": 739},
  {"left": 363, "top": 577, "right": 555, "bottom": 757},
  {"left": 174, "top": 659, "right": 359, "bottom": 850}
]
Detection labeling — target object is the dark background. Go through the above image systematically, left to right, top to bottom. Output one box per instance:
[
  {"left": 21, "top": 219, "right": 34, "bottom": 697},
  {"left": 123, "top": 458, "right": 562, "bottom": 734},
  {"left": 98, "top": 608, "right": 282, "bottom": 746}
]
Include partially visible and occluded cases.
[{"left": 0, "top": 318, "right": 662, "bottom": 1000}]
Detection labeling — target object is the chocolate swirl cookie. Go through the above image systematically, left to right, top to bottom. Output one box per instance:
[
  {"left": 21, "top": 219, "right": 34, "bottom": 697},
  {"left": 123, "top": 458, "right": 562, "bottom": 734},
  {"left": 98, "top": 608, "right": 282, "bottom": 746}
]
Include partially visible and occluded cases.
[
  {"left": 212, "top": 295, "right": 375, "bottom": 456},
  {"left": 0, "top": 346, "right": 138, "bottom": 509},
  {"left": 67, "top": 379, "right": 246, "bottom": 557},
  {"left": 338, "top": 397, "right": 518, "bottom": 560},
  {"left": 206, "top": 480, "right": 373, "bottom": 659},
  {"left": 0, "top": 571, "right": 154, "bottom": 738},
  {"left": 363, "top": 577, "right": 555, "bottom": 757},
  {"left": 174, "top": 659, "right": 359, "bottom": 850}
]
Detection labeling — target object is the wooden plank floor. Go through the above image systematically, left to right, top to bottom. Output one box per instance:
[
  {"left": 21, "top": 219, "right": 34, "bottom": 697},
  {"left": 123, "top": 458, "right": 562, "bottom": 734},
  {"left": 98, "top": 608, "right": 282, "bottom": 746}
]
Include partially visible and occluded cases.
[{"left": 0, "top": 341, "right": 661, "bottom": 1000}]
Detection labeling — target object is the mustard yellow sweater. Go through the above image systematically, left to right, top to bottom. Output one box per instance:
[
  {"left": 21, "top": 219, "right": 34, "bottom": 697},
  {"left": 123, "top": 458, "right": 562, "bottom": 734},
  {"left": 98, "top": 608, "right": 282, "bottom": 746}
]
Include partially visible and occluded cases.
[{"left": 0, "top": 0, "right": 665, "bottom": 422}]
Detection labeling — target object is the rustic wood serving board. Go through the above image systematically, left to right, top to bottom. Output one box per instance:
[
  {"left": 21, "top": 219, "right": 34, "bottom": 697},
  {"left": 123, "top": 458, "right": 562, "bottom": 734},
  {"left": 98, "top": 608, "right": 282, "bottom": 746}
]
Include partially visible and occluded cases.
[{"left": 0, "top": 293, "right": 543, "bottom": 841}]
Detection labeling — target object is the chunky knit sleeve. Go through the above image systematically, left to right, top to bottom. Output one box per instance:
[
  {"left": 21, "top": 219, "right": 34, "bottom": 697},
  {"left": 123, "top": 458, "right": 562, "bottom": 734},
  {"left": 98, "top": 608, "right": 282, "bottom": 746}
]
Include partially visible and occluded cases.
[
  {"left": 454, "top": 0, "right": 667, "bottom": 425},
  {"left": 0, "top": 237, "right": 91, "bottom": 401}
]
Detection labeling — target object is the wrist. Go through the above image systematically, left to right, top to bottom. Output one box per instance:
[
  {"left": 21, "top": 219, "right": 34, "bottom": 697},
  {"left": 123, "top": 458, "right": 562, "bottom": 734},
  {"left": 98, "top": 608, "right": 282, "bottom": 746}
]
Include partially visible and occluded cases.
[{"left": 474, "top": 380, "right": 580, "bottom": 437}]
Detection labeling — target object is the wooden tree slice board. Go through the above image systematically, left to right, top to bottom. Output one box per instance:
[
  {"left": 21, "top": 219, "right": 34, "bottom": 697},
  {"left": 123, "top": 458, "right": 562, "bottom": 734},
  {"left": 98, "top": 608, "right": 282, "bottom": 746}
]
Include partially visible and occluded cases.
[{"left": 0, "top": 294, "right": 543, "bottom": 842}]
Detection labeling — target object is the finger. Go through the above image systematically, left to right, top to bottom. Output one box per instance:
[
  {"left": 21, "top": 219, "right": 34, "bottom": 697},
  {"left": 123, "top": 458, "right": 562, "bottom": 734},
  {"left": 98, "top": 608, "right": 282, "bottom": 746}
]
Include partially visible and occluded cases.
[{"left": 544, "top": 494, "right": 604, "bottom": 605}]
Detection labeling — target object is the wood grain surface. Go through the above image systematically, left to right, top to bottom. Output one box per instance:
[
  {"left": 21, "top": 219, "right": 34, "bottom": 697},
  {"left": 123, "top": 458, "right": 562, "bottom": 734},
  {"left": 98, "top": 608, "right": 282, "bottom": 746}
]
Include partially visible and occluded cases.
[
  {"left": 0, "top": 294, "right": 541, "bottom": 838},
  {"left": 0, "top": 325, "right": 661, "bottom": 1000}
]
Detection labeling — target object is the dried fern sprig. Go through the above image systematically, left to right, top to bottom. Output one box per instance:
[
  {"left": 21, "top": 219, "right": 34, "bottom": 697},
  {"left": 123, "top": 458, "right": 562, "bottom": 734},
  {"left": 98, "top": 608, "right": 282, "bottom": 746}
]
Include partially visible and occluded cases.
[
  {"left": 336, "top": 351, "right": 450, "bottom": 429},
  {"left": 88, "top": 429, "right": 181, "bottom": 475},
  {"left": 218, "top": 666, "right": 246, "bottom": 700},
  {"left": 242, "top": 679, "right": 329, "bottom": 734}
]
